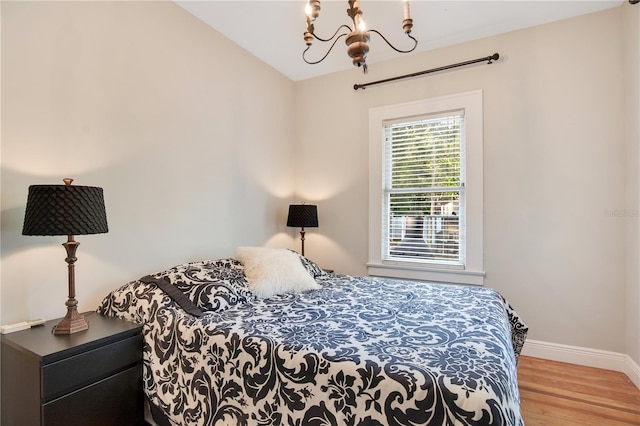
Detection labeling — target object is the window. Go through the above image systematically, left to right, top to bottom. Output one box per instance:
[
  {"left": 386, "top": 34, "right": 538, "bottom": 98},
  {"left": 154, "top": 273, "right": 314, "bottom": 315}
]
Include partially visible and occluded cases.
[
  {"left": 368, "top": 91, "right": 484, "bottom": 285},
  {"left": 384, "top": 112, "right": 464, "bottom": 265}
]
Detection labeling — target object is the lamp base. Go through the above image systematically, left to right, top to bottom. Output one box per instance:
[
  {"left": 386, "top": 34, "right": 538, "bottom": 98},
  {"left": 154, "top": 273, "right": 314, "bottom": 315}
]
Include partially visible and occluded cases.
[
  {"left": 299, "top": 228, "right": 306, "bottom": 257},
  {"left": 53, "top": 237, "right": 89, "bottom": 335},
  {"left": 52, "top": 307, "right": 89, "bottom": 335}
]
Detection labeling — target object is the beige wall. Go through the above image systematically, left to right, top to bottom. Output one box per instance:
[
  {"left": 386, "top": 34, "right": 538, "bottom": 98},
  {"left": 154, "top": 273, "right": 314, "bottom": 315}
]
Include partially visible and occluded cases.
[
  {"left": 1, "top": 1, "right": 296, "bottom": 324},
  {"left": 1, "top": 1, "right": 637, "bottom": 364},
  {"left": 624, "top": 1, "right": 640, "bottom": 366},
  {"left": 295, "top": 7, "right": 631, "bottom": 354}
]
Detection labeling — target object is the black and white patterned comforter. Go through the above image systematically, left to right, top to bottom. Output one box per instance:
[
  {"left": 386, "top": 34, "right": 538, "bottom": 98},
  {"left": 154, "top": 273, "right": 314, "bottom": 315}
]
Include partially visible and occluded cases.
[{"left": 97, "top": 258, "right": 527, "bottom": 426}]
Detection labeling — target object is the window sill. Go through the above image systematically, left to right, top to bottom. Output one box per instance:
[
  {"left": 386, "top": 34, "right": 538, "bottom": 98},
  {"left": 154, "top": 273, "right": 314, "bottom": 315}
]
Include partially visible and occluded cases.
[{"left": 366, "top": 262, "right": 485, "bottom": 286}]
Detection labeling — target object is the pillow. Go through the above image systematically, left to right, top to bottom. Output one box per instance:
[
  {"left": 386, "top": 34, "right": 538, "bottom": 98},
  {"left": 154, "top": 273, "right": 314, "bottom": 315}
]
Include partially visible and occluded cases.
[
  {"left": 236, "top": 247, "right": 321, "bottom": 298},
  {"left": 290, "top": 250, "right": 327, "bottom": 278},
  {"left": 153, "top": 259, "right": 255, "bottom": 312},
  {"left": 139, "top": 275, "right": 203, "bottom": 317}
]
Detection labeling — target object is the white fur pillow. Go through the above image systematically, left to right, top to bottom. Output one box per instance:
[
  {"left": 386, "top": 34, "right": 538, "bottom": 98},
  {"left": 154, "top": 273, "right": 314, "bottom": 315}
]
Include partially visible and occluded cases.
[{"left": 236, "top": 247, "right": 321, "bottom": 298}]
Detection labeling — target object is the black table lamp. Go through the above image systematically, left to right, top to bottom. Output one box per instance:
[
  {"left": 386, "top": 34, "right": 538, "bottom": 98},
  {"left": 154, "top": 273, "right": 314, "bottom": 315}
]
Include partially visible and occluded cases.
[
  {"left": 22, "top": 178, "right": 108, "bottom": 335},
  {"left": 286, "top": 203, "right": 318, "bottom": 256}
]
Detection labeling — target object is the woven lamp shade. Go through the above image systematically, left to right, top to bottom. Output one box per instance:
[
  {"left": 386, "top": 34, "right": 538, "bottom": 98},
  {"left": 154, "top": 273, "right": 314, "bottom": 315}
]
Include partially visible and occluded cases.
[
  {"left": 23, "top": 184, "right": 108, "bottom": 236},
  {"left": 286, "top": 204, "right": 318, "bottom": 228}
]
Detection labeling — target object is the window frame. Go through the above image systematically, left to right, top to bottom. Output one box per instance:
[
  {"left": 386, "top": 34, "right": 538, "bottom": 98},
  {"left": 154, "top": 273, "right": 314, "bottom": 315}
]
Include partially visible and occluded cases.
[{"left": 368, "top": 90, "right": 485, "bottom": 285}]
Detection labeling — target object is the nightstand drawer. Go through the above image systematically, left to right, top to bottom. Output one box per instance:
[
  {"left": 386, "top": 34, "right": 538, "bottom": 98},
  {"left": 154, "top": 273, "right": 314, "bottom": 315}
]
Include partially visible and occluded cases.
[
  {"left": 42, "top": 333, "right": 142, "bottom": 401},
  {"left": 42, "top": 364, "right": 143, "bottom": 426}
]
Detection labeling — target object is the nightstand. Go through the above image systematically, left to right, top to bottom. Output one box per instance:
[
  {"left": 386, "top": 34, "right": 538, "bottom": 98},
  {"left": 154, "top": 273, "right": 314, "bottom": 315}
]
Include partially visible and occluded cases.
[{"left": 1, "top": 312, "right": 144, "bottom": 426}]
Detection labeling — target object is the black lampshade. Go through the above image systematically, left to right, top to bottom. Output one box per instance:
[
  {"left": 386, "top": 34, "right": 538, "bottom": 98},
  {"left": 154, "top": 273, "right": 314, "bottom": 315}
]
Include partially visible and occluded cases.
[
  {"left": 22, "top": 184, "right": 108, "bottom": 236},
  {"left": 286, "top": 204, "right": 318, "bottom": 228}
]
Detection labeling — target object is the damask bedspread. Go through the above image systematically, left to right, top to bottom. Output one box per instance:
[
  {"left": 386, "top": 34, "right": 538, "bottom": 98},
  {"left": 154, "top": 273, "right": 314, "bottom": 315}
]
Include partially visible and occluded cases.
[{"left": 98, "top": 257, "right": 527, "bottom": 426}]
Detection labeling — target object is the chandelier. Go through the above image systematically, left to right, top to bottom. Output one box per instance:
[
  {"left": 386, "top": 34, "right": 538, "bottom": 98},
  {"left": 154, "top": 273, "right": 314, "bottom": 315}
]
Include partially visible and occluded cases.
[{"left": 303, "top": 0, "right": 418, "bottom": 73}]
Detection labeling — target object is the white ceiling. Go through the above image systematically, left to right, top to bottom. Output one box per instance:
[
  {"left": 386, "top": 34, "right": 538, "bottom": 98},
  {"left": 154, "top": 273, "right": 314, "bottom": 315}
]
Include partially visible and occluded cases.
[{"left": 175, "top": 1, "right": 622, "bottom": 81}]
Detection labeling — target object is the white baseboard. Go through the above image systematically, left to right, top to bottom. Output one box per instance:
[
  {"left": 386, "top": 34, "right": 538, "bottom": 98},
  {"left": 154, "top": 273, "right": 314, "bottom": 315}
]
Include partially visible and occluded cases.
[
  {"left": 521, "top": 339, "right": 640, "bottom": 389},
  {"left": 626, "top": 353, "right": 640, "bottom": 389}
]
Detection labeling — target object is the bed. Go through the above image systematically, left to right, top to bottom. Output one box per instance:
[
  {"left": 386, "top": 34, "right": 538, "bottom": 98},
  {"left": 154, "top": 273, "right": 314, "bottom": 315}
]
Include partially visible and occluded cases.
[{"left": 97, "top": 248, "right": 528, "bottom": 426}]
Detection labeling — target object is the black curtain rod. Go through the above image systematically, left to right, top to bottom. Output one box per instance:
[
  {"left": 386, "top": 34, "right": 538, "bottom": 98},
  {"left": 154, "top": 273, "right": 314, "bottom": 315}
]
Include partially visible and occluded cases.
[{"left": 353, "top": 53, "right": 500, "bottom": 91}]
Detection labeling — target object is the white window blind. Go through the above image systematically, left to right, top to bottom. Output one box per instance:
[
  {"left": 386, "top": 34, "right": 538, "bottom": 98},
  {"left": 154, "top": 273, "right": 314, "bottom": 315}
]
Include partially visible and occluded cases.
[{"left": 382, "top": 111, "right": 465, "bottom": 265}]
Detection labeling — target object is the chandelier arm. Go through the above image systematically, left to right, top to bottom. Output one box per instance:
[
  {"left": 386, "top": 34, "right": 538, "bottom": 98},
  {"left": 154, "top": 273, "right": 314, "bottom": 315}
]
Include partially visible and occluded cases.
[
  {"left": 312, "top": 24, "right": 353, "bottom": 43},
  {"left": 369, "top": 29, "right": 418, "bottom": 54},
  {"left": 303, "top": 33, "right": 349, "bottom": 64}
]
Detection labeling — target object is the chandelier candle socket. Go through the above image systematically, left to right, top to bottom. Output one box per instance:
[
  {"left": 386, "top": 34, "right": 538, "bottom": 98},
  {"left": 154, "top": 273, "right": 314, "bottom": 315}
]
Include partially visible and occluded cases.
[
  {"left": 303, "top": 0, "right": 417, "bottom": 73},
  {"left": 22, "top": 178, "right": 108, "bottom": 335}
]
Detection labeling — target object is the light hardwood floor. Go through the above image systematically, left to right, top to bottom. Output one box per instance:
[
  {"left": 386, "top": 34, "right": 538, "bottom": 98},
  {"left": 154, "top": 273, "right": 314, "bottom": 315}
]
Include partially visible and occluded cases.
[{"left": 518, "top": 356, "right": 640, "bottom": 425}]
